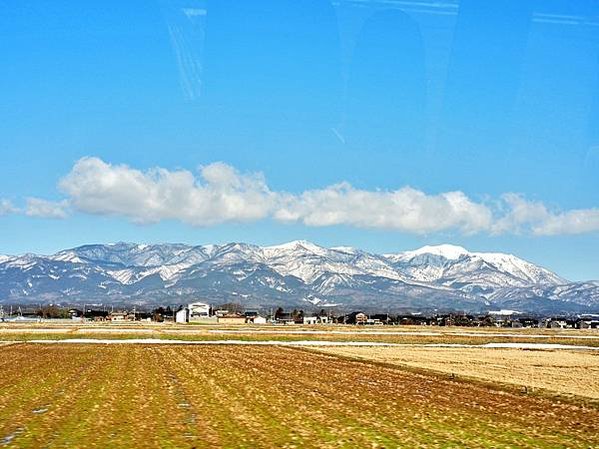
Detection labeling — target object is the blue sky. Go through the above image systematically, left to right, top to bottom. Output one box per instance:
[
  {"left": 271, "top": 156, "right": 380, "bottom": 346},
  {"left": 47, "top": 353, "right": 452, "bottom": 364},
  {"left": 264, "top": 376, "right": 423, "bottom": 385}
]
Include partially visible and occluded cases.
[{"left": 1, "top": 0, "right": 598, "bottom": 280}]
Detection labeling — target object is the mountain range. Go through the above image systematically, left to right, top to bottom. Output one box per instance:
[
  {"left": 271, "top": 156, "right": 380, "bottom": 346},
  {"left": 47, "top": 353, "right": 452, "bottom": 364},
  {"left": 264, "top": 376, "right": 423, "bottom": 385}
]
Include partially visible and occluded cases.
[{"left": 1, "top": 241, "right": 597, "bottom": 313}]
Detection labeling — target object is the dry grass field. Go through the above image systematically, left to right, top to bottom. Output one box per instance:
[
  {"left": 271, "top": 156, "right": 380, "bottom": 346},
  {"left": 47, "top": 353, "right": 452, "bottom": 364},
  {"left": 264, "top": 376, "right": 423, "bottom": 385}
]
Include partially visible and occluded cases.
[
  {"left": 2, "top": 323, "right": 599, "bottom": 347},
  {"left": 1, "top": 343, "right": 599, "bottom": 448},
  {"left": 314, "top": 346, "right": 599, "bottom": 400}
]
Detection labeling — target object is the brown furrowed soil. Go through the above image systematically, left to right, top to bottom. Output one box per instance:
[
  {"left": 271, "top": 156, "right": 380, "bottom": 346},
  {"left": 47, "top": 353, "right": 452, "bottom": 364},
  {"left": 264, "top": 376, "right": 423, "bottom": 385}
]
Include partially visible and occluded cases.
[
  {"left": 1, "top": 344, "right": 599, "bottom": 448},
  {"left": 314, "top": 346, "right": 599, "bottom": 400}
]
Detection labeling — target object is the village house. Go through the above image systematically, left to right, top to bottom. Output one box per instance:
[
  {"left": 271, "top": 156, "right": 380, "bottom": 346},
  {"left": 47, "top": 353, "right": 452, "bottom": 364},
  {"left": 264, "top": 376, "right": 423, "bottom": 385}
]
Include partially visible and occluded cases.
[
  {"left": 175, "top": 302, "right": 217, "bottom": 324},
  {"left": 188, "top": 302, "right": 211, "bottom": 321},
  {"left": 175, "top": 307, "right": 188, "bottom": 323},
  {"left": 68, "top": 308, "right": 83, "bottom": 319},
  {"left": 85, "top": 310, "right": 109, "bottom": 322},
  {"left": 108, "top": 311, "right": 130, "bottom": 322},
  {"left": 136, "top": 311, "right": 153, "bottom": 322},
  {"left": 244, "top": 311, "right": 267, "bottom": 324},
  {"left": 339, "top": 311, "right": 369, "bottom": 325},
  {"left": 274, "top": 312, "right": 296, "bottom": 325},
  {"left": 355, "top": 312, "right": 368, "bottom": 324},
  {"left": 218, "top": 313, "right": 246, "bottom": 325},
  {"left": 370, "top": 313, "right": 393, "bottom": 325},
  {"left": 251, "top": 315, "right": 267, "bottom": 324},
  {"left": 317, "top": 315, "right": 332, "bottom": 324},
  {"left": 303, "top": 316, "right": 318, "bottom": 325},
  {"left": 514, "top": 317, "right": 540, "bottom": 328},
  {"left": 545, "top": 317, "right": 576, "bottom": 329},
  {"left": 576, "top": 317, "right": 599, "bottom": 329},
  {"left": 365, "top": 318, "right": 384, "bottom": 325},
  {"left": 548, "top": 319, "right": 567, "bottom": 329}
]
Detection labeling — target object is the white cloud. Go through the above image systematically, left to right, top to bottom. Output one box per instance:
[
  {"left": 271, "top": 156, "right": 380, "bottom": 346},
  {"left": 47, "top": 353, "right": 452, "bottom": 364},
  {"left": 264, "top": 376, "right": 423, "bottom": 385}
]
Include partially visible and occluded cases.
[
  {"left": 21, "top": 156, "right": 595, "bottom": 237},
  {"left": 58, "top": 157, "right": 277, "bottom": 225},
  {"left": 275, "top": 183, "right": 492, "bottom": 234},
  {"left": 491, "top": 193, "right": 550, "bottom": 234},
  {"left": 490, "top": 194, "right": 599, "bottom": 236},
  {"left": 25, "top": 198, "right": 69, "bottom": 219},
  {"left": 0, "top": 199, "right": 18, "bottom": 216},
  {"left": 532, "top": 209, "right": 599, "bottom": 236}
]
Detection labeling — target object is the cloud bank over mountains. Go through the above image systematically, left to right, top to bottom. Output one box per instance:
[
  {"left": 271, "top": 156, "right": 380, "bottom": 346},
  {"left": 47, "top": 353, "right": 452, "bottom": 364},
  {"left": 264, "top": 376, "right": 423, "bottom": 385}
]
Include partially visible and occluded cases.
[{"left": 2, "top": 157, "right": 598, "bottom": 236}]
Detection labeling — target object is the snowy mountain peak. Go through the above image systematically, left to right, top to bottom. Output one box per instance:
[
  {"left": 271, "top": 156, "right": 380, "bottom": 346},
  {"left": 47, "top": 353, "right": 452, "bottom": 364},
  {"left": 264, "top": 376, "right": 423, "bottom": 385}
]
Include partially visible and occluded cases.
[
  {"left": 264, "top": 240, "right": 328, "bottom": 256},
  {"left": 381, "top": 243, "right": 567, "bottom": 291},
  {"left": 403, "top": 244, "right": 470, "bottom": 260}
]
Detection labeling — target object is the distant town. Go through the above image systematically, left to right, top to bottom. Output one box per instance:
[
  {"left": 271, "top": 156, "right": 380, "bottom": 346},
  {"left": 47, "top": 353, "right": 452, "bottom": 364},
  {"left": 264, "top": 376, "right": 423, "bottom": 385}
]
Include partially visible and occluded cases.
[{"left": 1, "top": 301, "right": 598, "bottom": 329}]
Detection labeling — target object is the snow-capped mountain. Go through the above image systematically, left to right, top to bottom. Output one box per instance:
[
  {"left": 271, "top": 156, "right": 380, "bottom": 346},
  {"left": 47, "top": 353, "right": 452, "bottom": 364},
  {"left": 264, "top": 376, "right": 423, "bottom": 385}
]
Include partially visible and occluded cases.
[
  {"left": 262, "top": 240, "right": 407, "bottom": 284},
  {"left": 0, "top": 241, "right": 596, "bottom": 313},
  {"left": 385, "top": 244, "right": 566, "bottom": 295}
]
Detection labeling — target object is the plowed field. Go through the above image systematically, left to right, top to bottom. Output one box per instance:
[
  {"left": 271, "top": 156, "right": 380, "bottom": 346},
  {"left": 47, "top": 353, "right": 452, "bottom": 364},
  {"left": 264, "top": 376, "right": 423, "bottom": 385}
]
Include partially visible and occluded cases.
[{"left": 1, "top": 344, "right": 598, "bottom": 448}]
